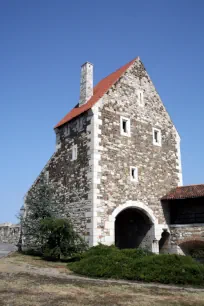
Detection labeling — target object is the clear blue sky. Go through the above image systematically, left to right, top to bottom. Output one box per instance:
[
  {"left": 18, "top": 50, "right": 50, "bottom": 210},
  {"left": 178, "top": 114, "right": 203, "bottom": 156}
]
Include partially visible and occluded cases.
[{"left": 1, "top": 0, "right": 204, "bottom": 223}]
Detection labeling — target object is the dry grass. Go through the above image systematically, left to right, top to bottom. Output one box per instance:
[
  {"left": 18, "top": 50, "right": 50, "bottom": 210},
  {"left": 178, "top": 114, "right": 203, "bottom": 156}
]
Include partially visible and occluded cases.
[
  {"left": 5, "top": 251, "right": 69, "bottom": 268},
  {"left": 0, "top": 252, "right": 204, "bottom": 306}
]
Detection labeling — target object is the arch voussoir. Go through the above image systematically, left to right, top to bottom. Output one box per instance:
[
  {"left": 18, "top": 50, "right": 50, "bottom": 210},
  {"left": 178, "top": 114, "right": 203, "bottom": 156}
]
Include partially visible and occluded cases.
[{"left": 104, "top": 200, "right": 161, "bottom": 253}]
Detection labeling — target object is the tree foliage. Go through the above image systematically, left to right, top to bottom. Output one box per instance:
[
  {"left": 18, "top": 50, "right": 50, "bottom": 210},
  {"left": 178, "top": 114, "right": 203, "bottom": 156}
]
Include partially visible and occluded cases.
[
  {"left": 21, "top": 178, "right": 87, "bottom": 257},
  {"left": 22, "top": 178, "right": 59, "bottom": 249},
  {"left": 40, "top": 218, "right": 87, "bottom": 260}
]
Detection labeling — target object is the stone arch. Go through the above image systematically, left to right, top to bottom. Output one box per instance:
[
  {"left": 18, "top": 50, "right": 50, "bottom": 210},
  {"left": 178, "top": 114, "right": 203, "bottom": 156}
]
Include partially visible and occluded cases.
[
  {"left": 106, "top": 201, "right": 160, "bottom": 253},
  {"left": 112, "top": 201, "right": 158, "bottom": 224},
  {"left": 178, "top": 237, "right": 204, "bottom": 246},
  {"left": 178, "top": 239, "right": 204, "bottom": 259}
]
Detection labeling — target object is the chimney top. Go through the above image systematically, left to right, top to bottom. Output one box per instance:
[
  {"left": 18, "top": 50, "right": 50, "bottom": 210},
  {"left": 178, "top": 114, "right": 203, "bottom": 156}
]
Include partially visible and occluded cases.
[
  {"left": 81, "top": 61, "right": 93, "bottom": 67},
  {"left": 79, "top": 62, "right": 93, "bottom": 106}
]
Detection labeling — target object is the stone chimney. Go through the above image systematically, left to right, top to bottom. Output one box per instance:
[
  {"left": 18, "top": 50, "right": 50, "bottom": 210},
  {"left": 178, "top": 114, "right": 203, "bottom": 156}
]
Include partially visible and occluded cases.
[{"left": 79, "top": 62, "right": 93, "bottom": 106}]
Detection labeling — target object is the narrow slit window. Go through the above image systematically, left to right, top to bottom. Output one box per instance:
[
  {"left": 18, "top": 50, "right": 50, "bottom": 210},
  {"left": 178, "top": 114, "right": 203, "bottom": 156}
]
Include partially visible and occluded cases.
[
  {"left": 137, "top": 90, "right": 144, "bottom": 106},
  {"left": 139, "top": 92, "right": 142, "bottom": 104},
  {"left": 120, "top": 117, "right": 130, "bottom": 136},
  {"left": 123, "top": 120, "right": 127, "bottom": 133},
  {"left": 65, "top": 125, "right": 70, "bottom": 136},
  {"left": 153, "top": 128, "right": 161, "bottom": 146},
  {"left": 154, "top": 130, "right": 158, "bottom": 142},
  {"left": 71, "top": 144, "right": 78, "bottom": 161},
  {"left": 130, "top": 167, "right": 138, "bottom": 182},
  {"left": 44, "top": 171, "right": 49, "bottom": 183}
]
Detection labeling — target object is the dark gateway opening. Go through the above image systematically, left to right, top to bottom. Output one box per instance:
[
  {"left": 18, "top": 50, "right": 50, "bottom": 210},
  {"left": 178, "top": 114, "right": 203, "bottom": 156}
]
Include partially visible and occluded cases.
[
  {"left": 170, "top": 198, "right": 204, "bottom": 224},
  {"left": 115, "top": 208, "right": 152, "bottom": 249}
]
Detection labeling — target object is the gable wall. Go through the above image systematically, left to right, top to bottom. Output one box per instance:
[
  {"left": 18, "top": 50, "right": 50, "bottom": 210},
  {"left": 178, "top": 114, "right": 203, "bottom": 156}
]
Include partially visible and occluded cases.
[
  {"left": 95, "top": 59, "right": 181, "bottom": 244},
  {"left": 25, "top": 112, "right": 93, "bottom": 244}
]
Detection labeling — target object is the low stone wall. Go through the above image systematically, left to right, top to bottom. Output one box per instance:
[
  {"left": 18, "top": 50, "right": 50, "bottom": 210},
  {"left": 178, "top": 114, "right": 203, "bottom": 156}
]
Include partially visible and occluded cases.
[
  {"left": 0, "top": 223, "right": 21, "bottom": 245},
  {"left": 170, "top": 224, "right": 204, "bottom": 254}
]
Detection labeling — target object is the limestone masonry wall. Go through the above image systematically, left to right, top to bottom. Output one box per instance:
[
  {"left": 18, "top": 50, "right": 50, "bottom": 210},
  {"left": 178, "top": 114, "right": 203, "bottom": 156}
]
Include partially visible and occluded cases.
[
  {"left": 24, "top": 58, "right": 184, "bottom": 250},
  {"left": 95, "top": 59, "right": 181, "bottom": 244},
  {"left": 26, "top": 112, "right": 93, "bottom": 244},
  {"left": 0, "top": 223, "right": 20, "bottom": 244},
  {"left": 170, "top": 225, "right": 204, "bottom": 246}
]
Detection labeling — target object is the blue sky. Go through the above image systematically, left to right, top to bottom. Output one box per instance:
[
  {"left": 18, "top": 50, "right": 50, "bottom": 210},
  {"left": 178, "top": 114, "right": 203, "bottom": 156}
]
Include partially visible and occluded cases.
[{"left": 0, "top": 0, "right": 204, "bottom": 223}]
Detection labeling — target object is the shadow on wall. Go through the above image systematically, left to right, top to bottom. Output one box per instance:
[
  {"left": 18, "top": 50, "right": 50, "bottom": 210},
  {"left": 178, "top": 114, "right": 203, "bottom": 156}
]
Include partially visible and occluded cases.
[
  {"left": 115, "top": 208, "right": 153, "bottom": 250},
  {"left": 159, "top": 230, "right": 170, "bottom": 254},
  {"left": 179, "top": 240, "right": 204, "bottom": 263}
]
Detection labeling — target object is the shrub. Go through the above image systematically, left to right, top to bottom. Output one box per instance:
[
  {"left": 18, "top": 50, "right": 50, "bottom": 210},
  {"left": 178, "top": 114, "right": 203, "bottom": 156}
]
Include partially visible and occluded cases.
[
  {"left": 20, "top": 178, "right": 70, "bottom": 251},
  {"left": 40, "top": 218, "right": 88, "bottom": 260},
  {"left": 67, "top": 244, "right": 153, "bottom": 262},
  {"left": 68, "top": 245, "right": 204, "bottom": 286},
  {"left": 121, "top": 248, "right": 153, "bottom": 259},
  {"left": 190, "top": 248, "right": 204, "bottom": 259}
]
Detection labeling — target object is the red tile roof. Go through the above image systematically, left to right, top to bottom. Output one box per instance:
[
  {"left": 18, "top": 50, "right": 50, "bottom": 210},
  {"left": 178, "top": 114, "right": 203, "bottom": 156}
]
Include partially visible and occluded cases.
[
  {"left": 54, "top": 57, "right": 138, "bottom": 128},
  {"left": 161, "top": 184, "right": 204, "bottom": 200}
]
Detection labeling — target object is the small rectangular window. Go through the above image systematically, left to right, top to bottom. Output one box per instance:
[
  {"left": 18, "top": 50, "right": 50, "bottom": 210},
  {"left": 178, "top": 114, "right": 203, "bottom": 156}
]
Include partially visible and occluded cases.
[
  {"left": 137, "top": 90, "right": 144, "bottom": 106},
  {"left": 78, "top": 117, "right": 83, "bottom": 131},
  {"left": 120, "top": 117, "right": 130, "bottom": 136},
  {"left": 123, "top": 120, "right": 127, "bottom": 133},
  {"left": 64, "top": 125, "right": 70, "bottom": 136},
  {"left": 153, "top": 128, "right": 161, "bottom": 146},
  {"left": 56, "top": 133, "right": 60, "bottom": 144},
  {"left": 71, "top": 144, "right": 78, "bottom": 161},
  {"left": 130, "top": 166, "right": 138, "bottom": 182},
  {"left": 44, "top": 171, "right": 49, "bottom": 183}
]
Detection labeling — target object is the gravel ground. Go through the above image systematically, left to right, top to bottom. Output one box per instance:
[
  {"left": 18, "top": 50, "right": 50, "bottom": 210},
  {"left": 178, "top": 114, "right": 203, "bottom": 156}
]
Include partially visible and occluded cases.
[{"left": 0, "top": 243, "right": 17, "bottom": 258}]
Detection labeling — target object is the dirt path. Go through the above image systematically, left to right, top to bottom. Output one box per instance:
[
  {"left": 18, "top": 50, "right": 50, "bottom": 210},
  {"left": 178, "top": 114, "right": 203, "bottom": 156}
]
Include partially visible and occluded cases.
[
  {"left": 0, "top": 243, "right": 17, "bottom": 258},
  {"left": 0, "top": 252, "right": 204, "bottom": 292},
  {"left": 1, "top": 253, "right": 204, "bottom": 306}
]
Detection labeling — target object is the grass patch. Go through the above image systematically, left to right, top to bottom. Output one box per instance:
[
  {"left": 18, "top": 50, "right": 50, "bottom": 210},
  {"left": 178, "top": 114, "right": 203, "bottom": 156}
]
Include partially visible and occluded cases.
[
  {"left": 68, "top": 245, "right": 204, "bottom": 286},
  {"left": 1, "top": 251, "right": 204, "bottom": 305},
  {"left": 6, "top": 251, "right": 68, "bottom": 269},
  {"left": 1, "top": 271, "right": 204, "bottom": 305}
]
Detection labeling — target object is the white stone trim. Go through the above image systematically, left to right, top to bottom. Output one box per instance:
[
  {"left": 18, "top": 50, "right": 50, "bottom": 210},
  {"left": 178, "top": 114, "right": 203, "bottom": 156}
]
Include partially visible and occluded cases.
[
  {"left": 88, "top": 101, "right": 102, "bottom": 246},
  {"left": 55, "top": 128, "right": 61, "bottom": 151},
  {"left": 175, "top": 130, "right": 183, "bottom": 186},
  {"left": 71, "top": 144, "right": 78, "bottom": 161},
  {"left": 101, "top": 201, "right": 169, "bottom": 253},
  {"left": 111, "top": 201, "right": 158, "bottom": 224}
]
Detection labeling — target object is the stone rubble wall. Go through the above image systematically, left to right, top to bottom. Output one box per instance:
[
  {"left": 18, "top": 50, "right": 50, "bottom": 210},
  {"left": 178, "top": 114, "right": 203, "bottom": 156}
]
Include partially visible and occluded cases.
[
  {"left": 24, "top": 58, "right": 183, "bottom": 251},
  {"left": 95, "top": 59, "right": 180, "bottom": 245},
  {"left": 25, "top": 112, "right": 94, "bottom": 245},
  {"left": 0, "top": 223, "right": 21, "bottom": 244},
  {"left": 168, "top": 225, "right": 204, "bottom": 254},
  {"left": 170, "top": 225, "right": 204, "bottom": 246}
]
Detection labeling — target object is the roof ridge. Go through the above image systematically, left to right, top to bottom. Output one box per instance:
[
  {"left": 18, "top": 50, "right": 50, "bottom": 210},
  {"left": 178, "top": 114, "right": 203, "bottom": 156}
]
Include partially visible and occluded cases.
[
  {"left": 54, "top": 57, "right": 139, "bottom": 128},
  {"left": 162, "top": 184, "right": 204, "bottom": 201},
  {"left": 177, "top": 184, "right": 204, "bottom": 188}
]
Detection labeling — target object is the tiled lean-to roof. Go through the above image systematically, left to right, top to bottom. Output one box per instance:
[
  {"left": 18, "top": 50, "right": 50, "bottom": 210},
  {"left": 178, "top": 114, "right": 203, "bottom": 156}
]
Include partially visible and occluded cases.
[
  {"left": 54, "top": 57, "right": 138, "bottom": 128},
  {"left": 161, "top": 184, "right": 204, "bottom": 200}
]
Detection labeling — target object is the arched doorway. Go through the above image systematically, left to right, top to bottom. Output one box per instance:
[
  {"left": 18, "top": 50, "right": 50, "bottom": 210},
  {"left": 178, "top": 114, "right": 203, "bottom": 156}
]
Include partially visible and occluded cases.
[{"left": 115, "top": 208, "right": 153, "bottom": 249}]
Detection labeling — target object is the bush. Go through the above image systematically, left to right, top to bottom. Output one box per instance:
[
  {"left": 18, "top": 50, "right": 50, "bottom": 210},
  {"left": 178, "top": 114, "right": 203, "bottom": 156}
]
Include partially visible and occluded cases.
[
  {"left": 40, "top": 218, "right": 88, "bottom": 261},
  {"left": 68, "top": 245, "right": 204, "bottom": 286},
  {"left": 190, "top": 248, "right": 204, "bottom": 259}
]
